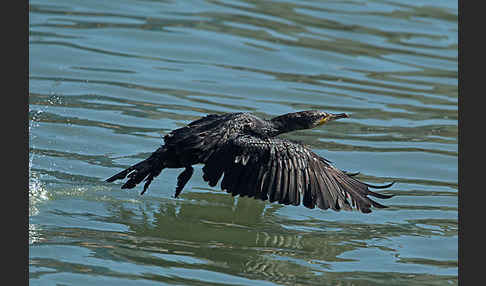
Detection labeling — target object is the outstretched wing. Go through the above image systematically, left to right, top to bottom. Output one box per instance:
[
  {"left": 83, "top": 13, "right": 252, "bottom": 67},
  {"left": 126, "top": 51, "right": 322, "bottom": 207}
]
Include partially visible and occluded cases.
[{"left": 202, "top": 135, "right": 393, "bottom": 213}]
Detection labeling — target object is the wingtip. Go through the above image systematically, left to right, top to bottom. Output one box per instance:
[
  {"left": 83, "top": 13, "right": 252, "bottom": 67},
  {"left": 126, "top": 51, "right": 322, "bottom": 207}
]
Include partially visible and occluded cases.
[
  {"left": 344, "top": 171, "right": 361, "bottom": 177},
  {"left": 365, "top": 180, "right": 396, "bottom": 189},
  {"left": 367, "top": 190, "right": 394, "bottom": 199},
  {"left": 361, "top": 208, "right": 372, "bottom": 214}
]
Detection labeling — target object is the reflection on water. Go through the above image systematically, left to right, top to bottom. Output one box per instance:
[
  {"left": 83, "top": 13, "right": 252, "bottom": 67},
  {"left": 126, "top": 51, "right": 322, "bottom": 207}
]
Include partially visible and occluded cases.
[
  {"left": 29, "top": 0, "right": 457, "bottom": 285},
  {"left": 29, "top": 190, "right": 457, "bottom": 284}
]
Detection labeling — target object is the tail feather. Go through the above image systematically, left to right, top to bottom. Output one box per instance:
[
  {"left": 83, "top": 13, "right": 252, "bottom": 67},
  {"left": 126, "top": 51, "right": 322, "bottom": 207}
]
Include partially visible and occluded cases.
[
  {"left": 106, "top": 155, "right": 164, "bottom": 195},
  {"left": 106, "top": 167, "right": 133, "bottom": 183},
  {"left": 141, "top": 173, "right": 156, "bottom": 195}
]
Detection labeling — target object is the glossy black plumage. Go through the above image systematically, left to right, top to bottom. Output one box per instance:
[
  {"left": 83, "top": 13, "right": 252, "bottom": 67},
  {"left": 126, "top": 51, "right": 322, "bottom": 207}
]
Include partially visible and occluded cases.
[{"left": 106, "top": 110, "right": 394, "bottom": 213}]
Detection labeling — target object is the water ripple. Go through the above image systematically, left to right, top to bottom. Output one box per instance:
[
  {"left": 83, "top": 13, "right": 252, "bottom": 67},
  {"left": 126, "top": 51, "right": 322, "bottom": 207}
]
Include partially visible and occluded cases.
[{"left": 30, "top": 0, "right": 457, "bottom": 284}]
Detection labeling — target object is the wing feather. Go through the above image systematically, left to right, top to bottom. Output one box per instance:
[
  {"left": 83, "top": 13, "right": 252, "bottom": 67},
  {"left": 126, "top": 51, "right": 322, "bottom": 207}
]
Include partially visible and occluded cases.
[
  {"left": 201, "top": 135, "right": 393, "bottom": 213},
  {"left": 287, "top": 156, "right": 298, "bottom": 206},
  {"left": 279, "top": 157, "right": 290, "bottom": 205},
  {"left": 270, "top": 158, "right": 283, "bottom": 203}
]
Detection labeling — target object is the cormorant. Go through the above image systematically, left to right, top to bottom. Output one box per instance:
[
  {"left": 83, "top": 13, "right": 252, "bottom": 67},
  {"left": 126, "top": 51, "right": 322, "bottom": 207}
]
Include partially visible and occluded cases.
[{"left": 106, "top": 110, "right": 394, "bottom": 213}]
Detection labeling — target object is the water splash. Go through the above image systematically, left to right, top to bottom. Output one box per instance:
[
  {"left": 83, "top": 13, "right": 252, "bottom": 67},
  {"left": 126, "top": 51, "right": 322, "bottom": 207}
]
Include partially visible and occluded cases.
[
  {"left": 29, "top": 87, "right": 63, "bottom": 210},
  {"left": 29, "top": 91, "right": 59, "bottom": 244},
  {"left": 29, "top": 108, "right": 48, "bottom": 216}
]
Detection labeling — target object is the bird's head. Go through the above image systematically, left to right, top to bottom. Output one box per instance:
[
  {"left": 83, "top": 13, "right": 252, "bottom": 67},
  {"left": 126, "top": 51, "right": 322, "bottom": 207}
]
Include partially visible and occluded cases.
[{"left": 271, "top": 110, "right": 349, "bottom": 133}]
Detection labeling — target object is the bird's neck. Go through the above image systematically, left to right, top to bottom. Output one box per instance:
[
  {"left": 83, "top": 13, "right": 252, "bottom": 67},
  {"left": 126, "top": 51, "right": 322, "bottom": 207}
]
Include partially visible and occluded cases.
[{"left": 269, "top": 114, "right": 303, "bottom": 136}]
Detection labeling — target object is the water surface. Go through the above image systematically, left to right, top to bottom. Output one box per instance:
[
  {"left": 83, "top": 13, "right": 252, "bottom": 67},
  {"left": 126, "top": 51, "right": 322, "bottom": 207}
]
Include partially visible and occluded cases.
[{"left": 29, "top": 0, "right": 458, "bottom": 285}]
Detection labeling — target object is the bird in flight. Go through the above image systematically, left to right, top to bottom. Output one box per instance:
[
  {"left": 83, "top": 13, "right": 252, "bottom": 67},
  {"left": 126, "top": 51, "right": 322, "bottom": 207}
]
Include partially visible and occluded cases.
[{"left": 106, "top": 110, "right": 394, "bottom": 213}]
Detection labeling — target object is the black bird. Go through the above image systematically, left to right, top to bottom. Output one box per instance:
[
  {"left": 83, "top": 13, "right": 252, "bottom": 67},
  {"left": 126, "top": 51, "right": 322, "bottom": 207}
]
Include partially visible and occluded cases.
[{"left": 106, "top": 110, "right": 394, "bottom": 213}]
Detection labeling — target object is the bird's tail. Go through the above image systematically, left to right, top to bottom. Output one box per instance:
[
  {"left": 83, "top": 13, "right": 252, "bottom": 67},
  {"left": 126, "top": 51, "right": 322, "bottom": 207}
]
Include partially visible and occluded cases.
[{"left": 106, "top": 149, "right": 165, "bottom": 195}]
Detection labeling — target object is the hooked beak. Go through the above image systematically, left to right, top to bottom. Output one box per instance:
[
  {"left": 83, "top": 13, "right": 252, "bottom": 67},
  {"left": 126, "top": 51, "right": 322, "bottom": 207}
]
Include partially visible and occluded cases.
[
  {"left": 318, "top": 112, "right": 349, "bottom": 125},
  {"left": 328, "top": 113, "right": 349, "bottom": 121}
]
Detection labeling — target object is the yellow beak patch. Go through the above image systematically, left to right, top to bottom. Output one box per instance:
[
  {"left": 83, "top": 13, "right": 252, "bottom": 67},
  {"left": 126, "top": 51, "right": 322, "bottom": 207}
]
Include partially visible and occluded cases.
[{"left": 318, "top": 117, "right": 329, "bottom": 125}]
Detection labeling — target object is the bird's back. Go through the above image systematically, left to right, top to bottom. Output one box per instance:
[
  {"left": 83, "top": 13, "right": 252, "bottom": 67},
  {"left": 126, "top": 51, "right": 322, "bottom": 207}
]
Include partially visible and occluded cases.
[{"left": 162, "top": 112, "right": 272, "bottom": 166}]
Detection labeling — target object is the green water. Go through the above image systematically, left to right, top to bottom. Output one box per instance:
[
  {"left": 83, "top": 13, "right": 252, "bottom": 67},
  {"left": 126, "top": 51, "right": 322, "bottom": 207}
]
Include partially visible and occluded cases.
[{"left": 29, "top": 0, "right": 458, "bottom": 285}]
